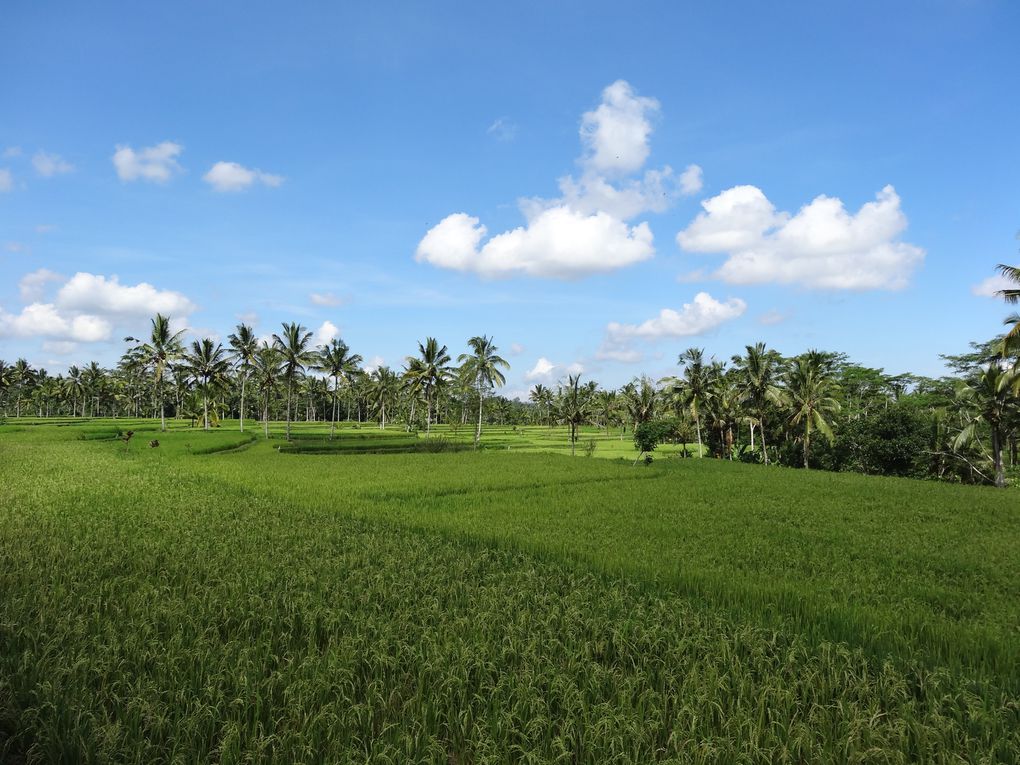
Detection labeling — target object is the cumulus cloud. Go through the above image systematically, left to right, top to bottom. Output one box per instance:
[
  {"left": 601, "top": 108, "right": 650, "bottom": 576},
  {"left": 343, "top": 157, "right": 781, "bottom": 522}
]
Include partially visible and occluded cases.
[
  {"left": 580, "top": 79, "right": 659, "bottom": 175},
  {"left": 417, "top": 80, "right": 697, "bottom": 279},
  {"left": 113, "top": 141, "right": 183, "bottom": 183},
  {"left": 33, "top": 151, "right": 73, "bottom": 177},
  {"left": 203, "top": 161, "right": 283, "bottom": 192},
  {"left": 679, "top": 164, "right": 703, "bottom": 195},
  {"left": 0, "top": 169, "right": 12, "bottom": 192},
  {"left": 677, "top": 185, "right": 924, "bottom": 290},
  {"left": 417, "top": 208, "right": 653, "bottom": 279},
  {"left": 19, "top": 269, "right": 63, "bottom": 301},
  {"left": 1, "top": 271, "right": 197, "bottom": 347},
  {"left": 57, "top": 272, "right": 196, "bottom": 316},
  {"left": 971, "top": 273, "right": 1013, "bottom": 298},
  {"left": 310, "top": 292, "right": 344, "bottom": 307},
  {"left": 598, "top": 292, "right": 746, "bottom": 362},
  {"left": 0, "top": 303, "right": 112, "bottom": 343},
  {"left": 314, "top": 320, "right": 339, "bottom": 346},
  {"left": 363, "top": 355, "right": 385, "bottom": 373},
  {"left": 524, "top": 356, "right": 583, "bottom": 383}
]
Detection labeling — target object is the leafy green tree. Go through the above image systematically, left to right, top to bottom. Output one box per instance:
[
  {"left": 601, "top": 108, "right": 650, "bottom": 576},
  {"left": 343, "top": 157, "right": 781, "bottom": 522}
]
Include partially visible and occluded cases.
[
  {"left": 127, "top": 314, "right": 186, "bottom": 432},
  {"left": 228, "top": 323, "right": 259, "bottom": 433},
  {"left": 272, "top": 323, "right": 316, "bottom": 440},
  {"left": 458, "top": 335, "right": 509, "bottom": 449},
  {"left": 410, "top": 337, "right": 453, "bottom": 436},
  {"left": 186, "top": 338, "right": 231, "bottom": 430},
  {"left": 314, "top": 338, "right": 363, "bottom": 440},
  {"left": 732, "top": 342, "right": 783, "bottom": 464},
  {"left": 253, "top": 343, "right": 285, "bottom": 439},
  {"left": 784, "top": 351, "right": 842, "bottom": 469},
  {"left": 954, "top": 362, "right": 1018, "bottom": 487},
  {"left": 368, "top": 366, "right": 399, "bottom": 429},
  {"left": 558, "top": 373, "right": 591, "bottom": 456},
  {"left": 529, "top": 384, "right": 553, "bottom": 426}
]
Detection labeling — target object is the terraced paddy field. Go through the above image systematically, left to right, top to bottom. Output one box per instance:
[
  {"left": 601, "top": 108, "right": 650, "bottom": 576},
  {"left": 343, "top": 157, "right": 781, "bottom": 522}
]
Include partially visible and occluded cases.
[{"left": 1, "top": 420, "right": 1018, "bottom": 763}]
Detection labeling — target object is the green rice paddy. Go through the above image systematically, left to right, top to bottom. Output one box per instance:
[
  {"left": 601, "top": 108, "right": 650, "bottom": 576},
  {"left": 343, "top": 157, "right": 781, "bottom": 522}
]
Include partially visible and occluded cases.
[{"left": 1, "top": 420, "right": 1018, "bottom": 762}]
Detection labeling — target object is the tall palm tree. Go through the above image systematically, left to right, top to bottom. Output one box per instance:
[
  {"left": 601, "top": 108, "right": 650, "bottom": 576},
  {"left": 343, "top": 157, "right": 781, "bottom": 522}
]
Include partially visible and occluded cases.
[
  {"left": 128, "top": 314, "right": 186, "bottom": 432},
  {"left": 272, "top": 322, "right": 316, "bottom": 440},
  {"left": 228, "top": 323, "right": 259, "bottom": 433},
  {"left": 458, "top": 335, "right": 510, "bottom": 449},
  {"left": 411, "top": 337, "right": 453, "bottom": 436},
  {"left": 186, "top": 338, "right": 231, "bottom": 430},
  {"left": 313, "top": 338, "right": 363, "bottom": 440},
  {"left": 253, "top": 342, "right": 285, "bottom": 439},
  {"left": 732, "top": 342, "right": 783, "bottom": 464},
  {"left": 666, "top": 348, "right": 713, "bottom": 457},
  {"left": 783, "top": 351, "right": 841, "bottom": 469},
  {"left": 0, "top": 359, "right": 11, "bottom": 416},
  {"left": 11, "top": 359, "right": 35, "bottom": 418},
  {"left": 954, "top": 362, "right": 1019, "bottom": 488},
  {"left": 64, "top": 365, "right": 84, "bottom": 417},
  {"left": 368, "top": 366, "right": 400, "bottom": 429},
  {"left": 558, "top": 373, "right": 591, "bottom": 456},
  {"left": 622, "top": 377, "right": 657, "bottom": 428},
  {"left": 529, "top": 384, "right": 553, "bottom": 426},
  {"left": 594, "top": 389, "right": 619, "bottom": 436}
]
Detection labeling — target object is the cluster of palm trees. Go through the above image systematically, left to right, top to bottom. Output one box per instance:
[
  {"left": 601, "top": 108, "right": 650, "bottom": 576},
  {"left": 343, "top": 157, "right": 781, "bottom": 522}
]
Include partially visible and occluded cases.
[
  {"left": 2, "top": 261, "right": 1018, "bottom": 486},
  {"left": 21, "top": 315, "right": 512, "bottom": 446}
]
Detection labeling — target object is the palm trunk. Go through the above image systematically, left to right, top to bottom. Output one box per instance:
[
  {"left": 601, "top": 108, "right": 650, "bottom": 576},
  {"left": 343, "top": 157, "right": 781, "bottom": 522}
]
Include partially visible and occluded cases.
[
  {"left": 239, "top": 374, "right": 246, "bottom": 433},
  {"left": 329, "top": 377, "right": 337, "bottom": 441},
  {"left": 159, "top": 378, "right": 166, "bottom": 432},
  {"left": 286, "top": 380, "right": 293, "bottom": 440},
  {"left": 475, "top": 384, "right": 483, "bottom": 449},
  {"left": 203, "top": 394, "right": 210, "bottom": 431},
  {"left": 695, "top": 413, "right": 703, "bottom": 458},
  {"left": 761, "top": 418, "right": 769, "bottom": 466},
  {"left": 803, "top": 423, "right": 811, "bottom": 469},
  {"left": 992, "top": 428, "right": 1005, "bottom": 488}
]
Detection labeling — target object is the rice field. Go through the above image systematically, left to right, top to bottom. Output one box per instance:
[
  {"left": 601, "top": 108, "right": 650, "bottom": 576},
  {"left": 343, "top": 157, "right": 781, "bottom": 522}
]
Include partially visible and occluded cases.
[{"left": 1, "top": 420, "right": 1018, "bottom": 763}]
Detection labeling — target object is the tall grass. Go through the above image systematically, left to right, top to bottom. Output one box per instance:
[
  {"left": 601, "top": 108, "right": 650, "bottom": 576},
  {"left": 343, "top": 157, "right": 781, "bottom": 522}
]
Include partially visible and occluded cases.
[{"left": 1, "top": 423, "right": 1017, "bottom": 762}]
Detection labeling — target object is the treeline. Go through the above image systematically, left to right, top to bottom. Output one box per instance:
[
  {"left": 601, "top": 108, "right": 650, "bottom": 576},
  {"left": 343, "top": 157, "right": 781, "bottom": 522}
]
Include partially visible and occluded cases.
[{"left": 1, "top": 315, "right": 1018, "bottom": 487}]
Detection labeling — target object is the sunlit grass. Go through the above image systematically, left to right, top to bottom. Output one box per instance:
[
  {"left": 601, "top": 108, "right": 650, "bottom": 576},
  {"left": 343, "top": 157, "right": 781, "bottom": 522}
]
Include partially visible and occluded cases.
[{"left": 1, "top": 421, "right": 1017, "bottom": 762}]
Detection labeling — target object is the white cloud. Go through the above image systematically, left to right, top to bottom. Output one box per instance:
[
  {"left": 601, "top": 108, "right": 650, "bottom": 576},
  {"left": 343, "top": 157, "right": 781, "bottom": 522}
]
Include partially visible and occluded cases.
[
  {"left": 580, "top": 79, "right": 659, "bottom": 175},
  {"left": 417, "top": 80, "right": 696, "bottom": 280},
  {"left": 487, "top": 117, "right": 518, "bottom": 142},
  {"left": 113, "top": 141, "right": 183, "bottom": 183},
  {"left": 2, "top": 146, "right": 22, "bottom": 159},
  {"left": 33, "top": 151, "right": 73, "bottom": 177},
  {"left": 203, "top": 161, "right": 283, "bottom": 192},
  {"left": 679, "top": 164, "right": 703, "bottom": 195},
  {"left": 0, "top": 169, "right": 12, "bottom": 192},
  {"left": 677, "top": 185, "right": 924, "bottom": 290},
  {"left": 417, "top": 207, "right": 654, "bottom": 279},
  {"left": 19, "top": 268, "right": 64, "bottom": 301},
  {"left": 57, "top": 272, "right": 196, "bottom": 317},
  {"left": 971, "top": 273, "right": 1013, "bottom": 298},
  {"left": 310, "top": 291, "right": 344, "bottom": 307},
  {"left": 599, "top": 292, "right": 746, "bottom": 362},
  {"left": 0, "top": 303, "right": 112, "bottom": 342},
  {"left": 236, "top": 311, "right": 259, "bottom": 326},
  {"left": 314, "top": 320, "right": 339, "bottom": 346},
  {"left": 509, "top": 342, "right": 525, "bottom": 355},
  {"left": 363, "top": 355, "right": 385, "bottom": 373},
  {"left": 524, "top": 356, "right": 583, "bottom": 383}
]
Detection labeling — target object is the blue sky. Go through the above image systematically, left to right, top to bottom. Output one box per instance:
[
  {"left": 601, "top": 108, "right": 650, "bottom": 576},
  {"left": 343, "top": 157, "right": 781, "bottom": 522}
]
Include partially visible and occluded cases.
[{"left": 1, "top": 1, "right": 1018, "bottom": 395}]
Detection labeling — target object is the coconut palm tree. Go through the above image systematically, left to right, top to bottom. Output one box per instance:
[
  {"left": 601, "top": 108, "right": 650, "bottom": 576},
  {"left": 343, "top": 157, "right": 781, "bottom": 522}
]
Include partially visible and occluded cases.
[
  {"left": 128, "top": 314, "right": 186, "bottom": 432},
  {"left": 272, "top": 322, "right": 316, "bottom": 440},
  {"left": 228, "top": 323, "right": 259, "bottom": 433},
  {"left": 458, "top": 335, "right": 510, "bottom": 449},
  {"left": 410, "top": 337, "right": 453, "bottom": 436},
  {"left": 186, "top": 338, "right": 231, "bottom": 430},
  {"left": 313, "top": 338, "right": 363, "bottom": 440},
  {"left": 252, "top": 342, "right": 285, "bottom": 439},
  {"left": 732, "top": 342, "right": 784, "bottom": 464},
  {"left": 664, "top": 348, "right": 713, "bottom": 457},
  {"left": 783, "top": 351, "right": 842, "bottom": 469},
  {"left": 0, "top": 359, "right": 11, "bottom": 416},
  {"left": 11, "top": 359, "right": 36, "bottom": 418},
  {"left": 954, "top": 361, "right": 1019, "bottom": 487},
  {"left": 64, "top": 365, "right": 84, "bottom": 417},
  {"left": 368, "top": 366, "right": 399, "bottom": 429},
  {"left": 558, "top": 373, "right": 591, "bottom": 456},
  {"left": 622, "top": 377, "right": 657, "bottom": 429},
  {"left": 529, "top": 384, "right": 553, "bottom": 426},
  {"left": 594, "top": 389, "right": 619, "bottom": 435}
]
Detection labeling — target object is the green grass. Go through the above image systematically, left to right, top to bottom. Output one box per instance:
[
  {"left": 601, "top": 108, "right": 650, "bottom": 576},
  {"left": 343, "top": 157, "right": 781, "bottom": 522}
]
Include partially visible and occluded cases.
[{"left": 1, "top": 420, "right": 1018, "bottom": 762}]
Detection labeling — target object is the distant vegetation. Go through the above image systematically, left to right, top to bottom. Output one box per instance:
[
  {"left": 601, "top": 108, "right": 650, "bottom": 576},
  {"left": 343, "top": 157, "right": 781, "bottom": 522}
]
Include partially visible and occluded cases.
[{"left": 3, "top": 261, "right": 1019, "bottom": 486}]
